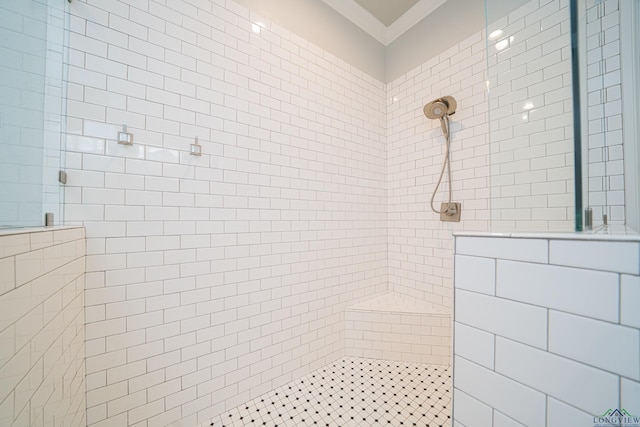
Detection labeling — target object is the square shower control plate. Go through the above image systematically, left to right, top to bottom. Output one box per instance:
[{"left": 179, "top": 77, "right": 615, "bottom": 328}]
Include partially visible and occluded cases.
[{"left": 440, "top": 202, "right": 461, "bottom": 222}]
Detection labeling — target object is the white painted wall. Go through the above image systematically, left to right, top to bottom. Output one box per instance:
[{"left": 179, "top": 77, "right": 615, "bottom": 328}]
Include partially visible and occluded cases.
[
  {"left": 231, "top": 0, "right": 386, "bottom": 81},
  {"left": 232, "top": 0, "right": 531, "bottom": 83},
  {"left": 386, "top": 0, "right": 530, "bottom": 82}
]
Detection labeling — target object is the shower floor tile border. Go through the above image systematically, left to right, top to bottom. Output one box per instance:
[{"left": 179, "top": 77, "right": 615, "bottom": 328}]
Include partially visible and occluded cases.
[{"left": 202, "top": 356, "right": 451, "bottom": 427}]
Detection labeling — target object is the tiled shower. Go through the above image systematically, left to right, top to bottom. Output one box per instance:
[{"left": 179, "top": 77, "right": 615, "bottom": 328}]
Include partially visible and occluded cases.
[{"left": 1, "top": 0, "right": 639, "bottom": 426}]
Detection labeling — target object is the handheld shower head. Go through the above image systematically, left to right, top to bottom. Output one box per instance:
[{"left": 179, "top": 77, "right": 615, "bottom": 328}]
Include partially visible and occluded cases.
[
  {"left": 422, "top": 95, "right": 460, "bottom": 220},
  {"left": 423, "top": 96, "right": 457, "bottom": 119},
  {"left": 423, "top": 101, "right": 448, "bottom": 119}
]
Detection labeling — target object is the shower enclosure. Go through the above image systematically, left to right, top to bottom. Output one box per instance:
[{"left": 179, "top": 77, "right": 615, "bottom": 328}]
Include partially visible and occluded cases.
[
  {"left": 0, "top": 0, "right": 67, "bottom": 229},
  {"left": 1, "top": 0, "right": 637, "bottom": 235},
  {"left": 485, "top": 0, "right": 640, "bottom": 233},
  {"left": 577, "top": 0, "right": 640, "bottom": 232},
  {"left": 453, "top": 5, "right": 640, "bottom": 426}
]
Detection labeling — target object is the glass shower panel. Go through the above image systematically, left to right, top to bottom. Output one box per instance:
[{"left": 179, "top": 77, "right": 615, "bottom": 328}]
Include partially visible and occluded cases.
[
  {"left": 0, "top": 0, "right": 66, "bottom": 228},
  {"left": 485, "top": 0, "right": 576, "bottom": 232},
  {"left": 577, "top": 0, "right": 636, "bottom": 231}
]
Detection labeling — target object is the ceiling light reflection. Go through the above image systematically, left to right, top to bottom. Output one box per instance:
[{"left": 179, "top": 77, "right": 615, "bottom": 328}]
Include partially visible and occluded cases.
[
  {"left": 489, "top": 29, "right": 504, "bottom": 40},
  {"left": 495, "top": 39, "right": 509, "bottom": 51}
]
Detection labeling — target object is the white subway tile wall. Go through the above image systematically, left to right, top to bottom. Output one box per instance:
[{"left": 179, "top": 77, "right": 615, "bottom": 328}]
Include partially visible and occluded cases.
[
  {"left": 0, "top": 0, "right": 66, "bottom": 227},
  {"left": 52, "top": 0, "right": 635, "bottom": 425},
  {"left": 65, "top": 0, "right": 387, "bottom": 425},
  {"left": 385, "top": 0, "right": 579, "bottom": 316},
  {"left": 485, "top": 0, "right": 576, "bottom": 231},
  {"left": 585, "top": 0, "right": 625, "bottom": 225},
  {"left": 386, "top": 28, "right": 489, "bottom": 310},
  {"left": 0, "top": 227, "right": 86, "bottom": 427},
  {"left": 454, "top": 234, "right": 640, "bottom": 426},
  {"left": 549, "top": 238, "right": 639, "bottom": 274},
  {"left": 496, "top": 259, "right": 619, "bottom": 321},
  {"left": 453, "top": 323, "right": 495, "bottom": 370},
  {"left": 454, "top": 355, "right": 547, "bottom": 427},
  {"left": 453, "top": 389, "right": 494, "bottom": 426}
]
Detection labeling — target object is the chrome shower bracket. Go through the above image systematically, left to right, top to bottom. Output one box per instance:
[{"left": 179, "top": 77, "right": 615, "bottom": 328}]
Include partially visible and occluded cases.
[
  {"left": 118, "top": 124, "right": 133, "bottom": 146},
  {"left": 190, "top": 136, "right": 202, "bottom": 156}
]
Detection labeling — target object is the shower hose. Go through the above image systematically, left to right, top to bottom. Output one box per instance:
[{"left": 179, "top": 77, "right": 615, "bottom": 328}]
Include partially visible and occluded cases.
[{"left": 430, "top": 114, "right": 455, "bottom": 215}]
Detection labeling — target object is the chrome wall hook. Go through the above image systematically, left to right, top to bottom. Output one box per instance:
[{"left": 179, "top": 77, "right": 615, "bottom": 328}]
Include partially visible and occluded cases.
[{"left": 190, "top": 136, "right": 202, "bottom": 156}]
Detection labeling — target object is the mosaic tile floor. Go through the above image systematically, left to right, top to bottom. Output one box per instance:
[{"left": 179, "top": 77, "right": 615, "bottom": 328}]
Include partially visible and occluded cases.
[{"left": 204, "top": 357, "right": 451, "bottom": 427}]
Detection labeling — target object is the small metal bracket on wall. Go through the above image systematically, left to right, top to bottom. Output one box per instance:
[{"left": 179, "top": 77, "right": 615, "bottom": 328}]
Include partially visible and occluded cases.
[
  {"left": 118, "top": 124, "right": 133, "bottom": 146},
  {"left": 190, "top": 136, "right": 202, "bottom": 156},
  {"left": 58, "top": 170, "right": 67, "bottom": 184},
  {"left": 584, "top": 207, "right": 593, "bottom": 230}
]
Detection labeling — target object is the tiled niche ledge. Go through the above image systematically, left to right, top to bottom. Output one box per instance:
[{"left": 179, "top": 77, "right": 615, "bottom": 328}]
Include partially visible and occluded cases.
[
  {"left": 452, "top": 233, "right": 640, "bottom": 427},
  {"left": 345, "top": 293, "right": 451, "bottom": 365}
]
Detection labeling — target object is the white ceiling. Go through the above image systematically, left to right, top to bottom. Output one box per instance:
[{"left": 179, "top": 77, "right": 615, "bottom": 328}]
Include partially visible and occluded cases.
[
  {"left": 321, "top": 0, "right": 447, "bottom": 45},
  {"left": 353, "top": 0, "right": 420, "bottom": 26}
]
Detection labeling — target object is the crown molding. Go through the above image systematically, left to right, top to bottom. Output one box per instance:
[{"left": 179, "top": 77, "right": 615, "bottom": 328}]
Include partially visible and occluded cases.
[
  {"left": 321, "top": 0, "right": 448, "bottom": 45},
  {"left": 321, "top": 0, "right": 388, "bottom": 43},
  {"left": 387, "top": 0, "right": 447, "bottom": 44}
]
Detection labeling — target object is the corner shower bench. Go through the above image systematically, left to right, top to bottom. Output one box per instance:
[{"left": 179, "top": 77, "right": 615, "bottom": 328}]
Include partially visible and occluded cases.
[{"left": 344, "top": 293, "right": 451, "bottom": 364}]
